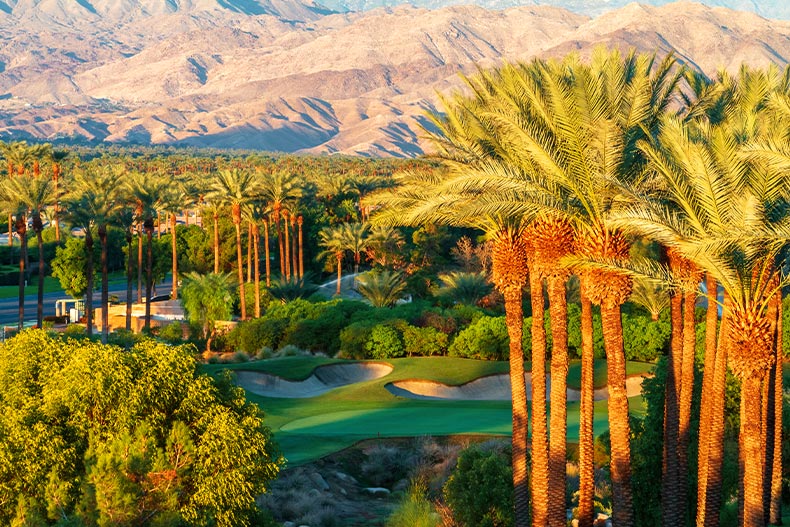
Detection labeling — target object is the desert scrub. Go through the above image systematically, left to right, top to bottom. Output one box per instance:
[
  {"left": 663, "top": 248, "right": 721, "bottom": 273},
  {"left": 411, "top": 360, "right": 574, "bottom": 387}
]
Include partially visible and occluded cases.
[{"left": 387, "top": 478, "right": 440, "bottom": 527}]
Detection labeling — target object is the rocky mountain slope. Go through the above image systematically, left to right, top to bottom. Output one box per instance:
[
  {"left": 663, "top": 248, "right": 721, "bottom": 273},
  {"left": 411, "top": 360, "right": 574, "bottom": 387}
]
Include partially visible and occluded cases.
[{"left": 1, "top": 0, "right": 790, "bottom": 156}]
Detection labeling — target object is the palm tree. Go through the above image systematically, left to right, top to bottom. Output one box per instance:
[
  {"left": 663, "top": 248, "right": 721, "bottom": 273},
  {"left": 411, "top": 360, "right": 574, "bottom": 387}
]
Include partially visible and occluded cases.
[
  {"left": 415, "top": 48, "right": 683, "bottom": 527},
  {"left": 49, "top": 149, "right": 69, "bottom": 243},
  {"left": 68, "top": 165, "right": 122, "bottom": 344},
  {"left": 367, "top": 167, "right": 534, "bottom": 527},
  {"left": 206, "top": 169, "right": 260, "bottom": 321},
  {"left": 257, "top": 169, "right": 303, "bottom": 277},
  {"left": 125, "top": 170, "right": 165, "bottom": 331},
  {"left": 159, "top": 183, "right": 189, "bottom": 301},
  {"left": 341, "top": 222, "right": 370, "bottom": 276},
  {"left": 317, "top": 225, "right": 347, "bottom": 296},
  {"left": 355, "top": 270, "right": 407, "bottom": 307},
  {"left": 180, "top": 271, "right": 235, "bottom": 353},
  {"left": 437, "top": 271, "right": 493, "bottom": 305}
]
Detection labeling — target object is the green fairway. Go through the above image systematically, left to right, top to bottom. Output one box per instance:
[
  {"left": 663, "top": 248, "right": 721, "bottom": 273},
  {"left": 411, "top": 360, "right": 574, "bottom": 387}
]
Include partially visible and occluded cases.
[
  {"left": 0, "top": 276, "right": 63, "bottom": 299},
  {"left": 209, "top": 356, "right": 656, "bottom": 465}
]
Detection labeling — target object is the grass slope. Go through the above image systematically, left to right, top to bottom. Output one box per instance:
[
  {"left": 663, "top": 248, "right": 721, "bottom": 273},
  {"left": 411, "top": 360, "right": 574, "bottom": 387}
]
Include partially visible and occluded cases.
[{"left": 206, "top": 356, "right": 655, "bottom": 465}]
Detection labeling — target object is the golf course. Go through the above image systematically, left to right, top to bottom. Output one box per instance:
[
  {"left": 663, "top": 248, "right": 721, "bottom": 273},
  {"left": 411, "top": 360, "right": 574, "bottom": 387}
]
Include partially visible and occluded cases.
[{"left": 203, "top": 356, "right": 657, "bottom": 465}]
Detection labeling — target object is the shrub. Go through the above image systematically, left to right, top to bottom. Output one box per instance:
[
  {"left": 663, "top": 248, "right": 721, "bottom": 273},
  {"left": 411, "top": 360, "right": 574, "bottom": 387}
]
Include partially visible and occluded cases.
[
  {"left": 286, "top": 300, "right": 371, "bottom": 355},
  {"left": 622, "top": 309, "right": 670, "bottom": 361},
  {"left": 449, "top": 316, "right": 511, "bottom": 361},
  {"left": 228, "top": 317, "right": 289, "bottom": 354},
  {"left": 338, "top": 320, "right": 378, "bottom": 359},
  {"left": 157, "top": 321, "right": 185, "bottom": 344},
  {"left": 366, "top": 324, "right": 405, "bottom": 359},
  {"left": 402, "top": 324, "right": 448, "bottom": 357},
  {"left": 443, "top": 445, "right": 514, "bottom": 527},
  {"left": 387, "top": 478, "right": 439, "bottom": 527}
]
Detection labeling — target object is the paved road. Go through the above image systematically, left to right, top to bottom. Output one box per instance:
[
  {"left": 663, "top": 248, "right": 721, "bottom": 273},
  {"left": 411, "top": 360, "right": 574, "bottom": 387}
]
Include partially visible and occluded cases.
[{"left": 0, "top": 279, "right": 173, "bottom": 327}]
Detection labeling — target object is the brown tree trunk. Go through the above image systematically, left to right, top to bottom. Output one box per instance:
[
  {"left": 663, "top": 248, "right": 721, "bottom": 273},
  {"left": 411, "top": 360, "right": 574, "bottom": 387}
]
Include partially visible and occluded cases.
[
  {"left": 53, "top": 164, "right": 60, "bottom": 243},
  {"left": 213, "top": 211, "right": 220, "bottom": 274},
  {"left": 283, "top": 211, "right": 291, "bottom": 280},
  {"left": 171, "top": 214, "right": 178, "bottom": 300},
  {"left": 16, "top": 215, "right": 25, "bottom": 331},
  {"left": 298, "top": 216, "right": 304, "bottom": 279},
  {"left": 235, "top": 219, "right": 246, "bottom": 321},
  {"left": 264, "top": 219, "right": 271, "bottom": 287},
  {"left": 34, "top": 220, "right": 44, "bottom": 329},
  {"left": 247, "top": 221, "right": 253, "bottom": 284},
  {"left": 137, "top": 222, "right": 143, "bottom": 303},
  {"left": 144, "top": 223, "right": 153, "bottom": 331},
  {"left": 254, "top": 223, "right": 261, "bottom": 318},
  {"left": 99, "top": 224, "right": 109, "bottom": 344},
  {"left": 85, "top": 230, "right": 94, "bottom": 337},
  {"left": 125, "top": 231, "right": 134, "bottom": 331},
  {"left": 335, "top": 253, "right": 342, "bottom": 296},
  {"left": 529, "top": 270, "right": 549, "bottom": 527},
  {"left": 697, "top": 274, "right": 719, "bottom": 525},
  {"left": 547, "top": 275, "right": 569, "bottom": 527},
  {"left": 503, "top": 286, "right": 530, "bottom": 527},
  {"left": 663, "top": 287, "right": 683, "bottom": 526},
  {"left": 577, "top": 288, "right": 595, "bottom": 527},
  {"left": 676, "top": 289, "right": 697, "bottom": 521},
  {"left": 767, "top": 289, "right": 783, "bottom": 524},
  {"left": 702, "top": 295, "right": 730, "bottom": 527},
  {"left": 601, "top": 303, "right": 634, "bottom": 527},
  {"left": 740, "top": 374, "right": 766, "bottom": 527}
]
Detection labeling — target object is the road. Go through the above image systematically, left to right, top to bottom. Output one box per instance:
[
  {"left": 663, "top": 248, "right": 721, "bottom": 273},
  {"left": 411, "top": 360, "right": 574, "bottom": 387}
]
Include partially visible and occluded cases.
[{"left": 0, "top": 279, "right": 173, "bottom": 327}]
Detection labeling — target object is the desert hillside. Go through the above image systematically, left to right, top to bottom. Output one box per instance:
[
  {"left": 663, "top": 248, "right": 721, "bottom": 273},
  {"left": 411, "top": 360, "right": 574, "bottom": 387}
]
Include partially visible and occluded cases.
[{"left": 2, "top": 0, "right": 790, "bottom": 156}]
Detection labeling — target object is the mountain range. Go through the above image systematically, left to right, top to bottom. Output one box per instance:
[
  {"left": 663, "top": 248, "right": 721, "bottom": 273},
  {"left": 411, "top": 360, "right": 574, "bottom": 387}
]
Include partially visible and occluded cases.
[{"left": 1, "top": 0, "right": 790, "bottom": 157}]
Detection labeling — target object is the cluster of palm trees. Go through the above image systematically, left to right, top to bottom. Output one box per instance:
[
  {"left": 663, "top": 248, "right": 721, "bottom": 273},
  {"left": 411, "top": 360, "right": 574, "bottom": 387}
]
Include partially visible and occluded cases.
[{"left": 368, "top": 48, "right": 787, "bottom": 527}]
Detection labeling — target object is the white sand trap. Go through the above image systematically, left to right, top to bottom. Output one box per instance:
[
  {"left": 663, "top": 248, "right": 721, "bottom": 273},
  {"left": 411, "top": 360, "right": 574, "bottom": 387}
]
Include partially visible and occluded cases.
[
  {"left": 235, "top": 362, "right": 393, "bottom": 398},
  {"left": 386, "top": 373, "right": 649, "bottom": 401}
]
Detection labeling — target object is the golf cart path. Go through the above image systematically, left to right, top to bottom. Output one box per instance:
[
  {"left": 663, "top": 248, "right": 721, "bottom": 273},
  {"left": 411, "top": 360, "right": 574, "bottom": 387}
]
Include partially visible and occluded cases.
[
  {"left": 235, "top": 362, "right": 393, "bottom": 398},
  {"left": 385, "top": 372, "right": 648, "bottom": 401}
]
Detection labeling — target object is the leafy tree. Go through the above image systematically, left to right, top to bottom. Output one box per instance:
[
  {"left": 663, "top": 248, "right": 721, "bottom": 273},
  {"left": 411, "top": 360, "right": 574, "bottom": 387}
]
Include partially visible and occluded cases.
[
  {"left": 51, "top": 236, "right": 98, "bottom": 298},
  {"left": 180, "top": 272, "right": 235, "bottom": 353},
  {"left": 449, "top": 316, "right": 513, "bottom": 361},
  {"left": 366, "top": 324, "right": 405, "bottom": 359},
  {"left": 401, "top": 324, "right": 448, "bottom": 356},
  {"left": 0, "top": 330, "right": 282, "bottom": 526},
  {"left": 443, "top": 445, "right": 514, "bottom": 527}
]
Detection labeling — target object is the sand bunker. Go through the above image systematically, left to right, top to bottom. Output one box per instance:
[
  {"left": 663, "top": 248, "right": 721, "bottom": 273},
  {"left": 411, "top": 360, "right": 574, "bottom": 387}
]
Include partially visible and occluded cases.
[
  {"left": 235, "top": 362, "right": 393, "bottom": 398},
  {"left": 386, "top": 373, "right": 648, "bottom": 401}
]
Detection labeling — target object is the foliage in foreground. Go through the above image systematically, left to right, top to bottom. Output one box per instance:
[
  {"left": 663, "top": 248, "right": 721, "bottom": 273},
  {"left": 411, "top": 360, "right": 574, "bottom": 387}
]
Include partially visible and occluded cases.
[{"left": 0, "top": 330, "right": 282, "bottom": 526}]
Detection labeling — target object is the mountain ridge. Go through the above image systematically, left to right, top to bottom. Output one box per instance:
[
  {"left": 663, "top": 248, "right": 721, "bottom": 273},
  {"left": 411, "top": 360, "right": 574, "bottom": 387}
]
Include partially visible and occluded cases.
[{"left": 2, "top": 1, "right": 790, "bottom": 156}]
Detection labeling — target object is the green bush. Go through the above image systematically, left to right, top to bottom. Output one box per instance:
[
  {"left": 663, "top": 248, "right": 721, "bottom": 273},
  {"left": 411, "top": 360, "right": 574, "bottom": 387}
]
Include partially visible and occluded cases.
[
  {"left": 285, "top": 300, "right": 371, "bottom": 355},
  {"left": 622, "top": 309, "right": 670, "bottom": 361},
  {"left": 449, "top": 316, "right": 513, "bottom": 361},
  {"left": 228, "top": 317, "right": 289, "bottom": 354},
  {"left": 338, "top": 320, "right": 378, "bottom": 359},
  {"left": 157, "top": 321, "right": 185, "bottom": 344},
  {"left": 366, "top": 324, "right": 405, "bottom": 359},
  {"left": 402, "top": 324, "right": 448, "bottom": 356},
  {"left": 443, "top": 445, "right": 514, "bottom": 527},
  {"left": 387, "top": 478, "right": 439, "bottom": 527}
]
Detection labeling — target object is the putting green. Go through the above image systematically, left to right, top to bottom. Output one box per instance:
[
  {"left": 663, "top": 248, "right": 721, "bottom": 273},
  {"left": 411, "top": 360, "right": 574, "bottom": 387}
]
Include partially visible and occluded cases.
[{"left": 209, "top": 356, "right": 656, "bottom": 465}]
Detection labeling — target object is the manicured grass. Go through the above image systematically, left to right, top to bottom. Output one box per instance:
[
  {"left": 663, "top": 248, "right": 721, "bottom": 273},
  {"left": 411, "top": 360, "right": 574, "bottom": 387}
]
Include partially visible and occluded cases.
[
  {"left": 0, "top": 276, "right": 63, "bottom": 298},
  {"left": 209, "top": 356, "right": 654, "bottom": 466}
]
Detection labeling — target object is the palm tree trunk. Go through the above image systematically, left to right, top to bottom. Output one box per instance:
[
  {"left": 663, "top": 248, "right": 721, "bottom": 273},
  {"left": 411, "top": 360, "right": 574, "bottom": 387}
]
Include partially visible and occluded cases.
[
  {"left": 53, "top": 165, "right": 60, "bottom": 243},
  {"left": 213, "top": 212, "right": 220, "bottom": 274},
  {"left": 283, "top": 212, "right": 291, "bottom": 280},
  {"left": 171, "top": 214, "right": 178, "bottom": 300},
  {"left": 16, "top": 215, "right": 25, "bottom": 331},
  {"left": 298, "top": 217, "right": 304, "bottom": 279},
  {"left": 264, "top": 219, "right": 271, "bottom": 287},
  {"left": 235, "top": 221, "right": 246, "bottom": 321},
  {"left": 247, "top": 221, "right": 253, "bottom": 284},
  {"left": 137, "top": 222, "right": 143, "bottom": 303},
  {"left": 254, "top": 223, "right": 261, "bottom": 318},
  {"left": 99, "top": 224, "right": 109, "bottom": 344},
  {"left": 35, "top": 225, "right": 44, "bottom": 329},
  {"left": 144, "top": 226, "right": 153, "bottom": 331},
  {"left": 85, "top": 231, "right": 94, "bottom": 337},
  {"left": 125, "top": 232, "right": 133, "bottom": 331},
  {"left": 335, "top": 253, "right": 342, "bottom": 296},
  {"left": 529, "top": 270, "right": 549, "bottom": 527},
  {"left": 696, "top": 274, "right": 718, "bottom": 525},
  {"left": 547, "top": 275, "right": 569, "bottom": 527},
  {"left": 503, "top": 286, "right": 530, "bottom": 527},
  {"left": 578, "top": 287, "right": 595, "bottom": 527},
  {"left": 663, "top": 288, "right": 683, "bottom": 526},
  {"left": 765, "top": 288, "right": 782, "bottom": 524},
  {"left": 677, "top": 289, "right": 697, "bottom": 518},
  {"left": 702, "top": 295, "right": 730, "bottom": 527},
  {"left": 600, "top": 303, "right": 634, "bottom": 527},
  {"left": 740, "top": 373, "right": 766, "bottom": 527}
]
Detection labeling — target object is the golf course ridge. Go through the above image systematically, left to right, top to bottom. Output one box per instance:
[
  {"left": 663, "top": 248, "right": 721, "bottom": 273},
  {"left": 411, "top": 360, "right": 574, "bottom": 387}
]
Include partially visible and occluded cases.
[
  {"left": 234, "top": 362, "right": 393, "bottom": 398},
  {"left": 385, "top": 373, "right": 648, "bottom": 401}
]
